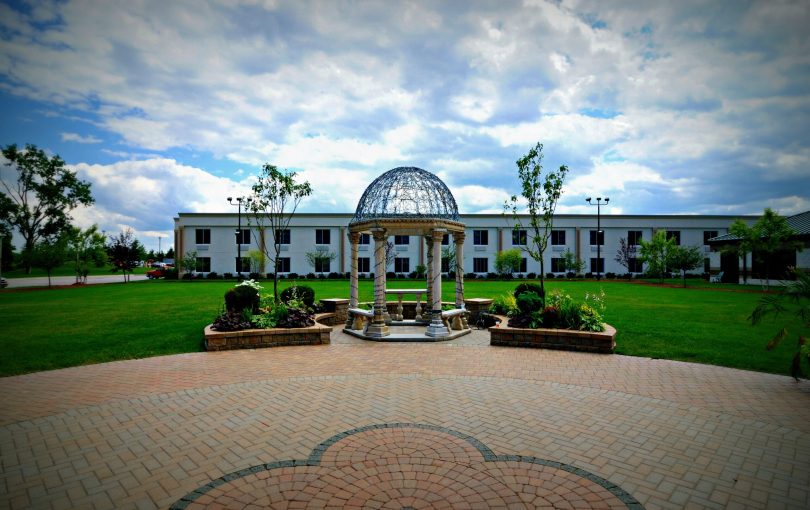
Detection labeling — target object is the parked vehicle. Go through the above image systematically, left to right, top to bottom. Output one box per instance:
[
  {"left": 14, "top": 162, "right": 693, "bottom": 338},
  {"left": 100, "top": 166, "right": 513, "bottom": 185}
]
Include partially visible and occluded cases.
[{"left": 146, "top": 267, "right": 172, "bottom": 279}]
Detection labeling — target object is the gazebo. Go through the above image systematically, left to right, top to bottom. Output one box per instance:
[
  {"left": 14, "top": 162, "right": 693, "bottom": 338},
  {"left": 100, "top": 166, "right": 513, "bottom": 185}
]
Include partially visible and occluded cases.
[{"left": 345, "top": 167, "right": 468, "bottom": 339}]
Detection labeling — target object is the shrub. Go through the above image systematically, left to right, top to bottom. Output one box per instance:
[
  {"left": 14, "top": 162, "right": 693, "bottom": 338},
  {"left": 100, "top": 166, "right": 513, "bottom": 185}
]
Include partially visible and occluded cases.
[
  {"left": 164, "top": 268, "right": 179, "bottom": 280},
  {"left": 386, "top": 271, "right": 396, "bottom": 279},
  {"left": 408, "top": 271, "right": 417, "bottom": 279},
  {"left": 566, "top": 271, "right": 575, "bottom": 279},
  {"left": 207, "top": 272, "right": 219, "bottom": 279},
  {"left": 223, "top": 272, "right": 234, "bottom": 279},
  {"left": 249, "top": 272, "right": 261, "bottom": 280},
  {"left": 288, "top": 272, "right": 299, "bottom": 279},
  {"left": 305, "top": 272, "right": 316, "bottom": 279},
  {"left": 326, "top": 272, "right": 339, "bottom": 279},
  {"left": 465, "top": 272, "right": 476, "bottom": 280},
  {"left": 486, "top": 272, "right": 498, "bottom": 280},
  {"left": 526, "top": 272, "right": 537, "bottom": 279},
  {"left": 546, "top": 272, "right": 555, "bottom": 279},
  {"left": 585, "top": 272, "right": 593, "bottom": 278},
  {"left": 605, "top": 272, "right": 616, "bottom": 279},
  {"left": 181, "top": 273, "right": 194, "bottom": 280},
  {"left": 514, "top": 282, "right": 544, "bottom": 300},
  {"left": 225, "top": 285, "right": 260, "bottom": 314},
  {"left": 280, "top": 285, "right": 315, "bottom": 307},
  {"left": 516, "top": 291, "right": 544, "bottom": 315},
  {"left": 489, "top": 293, "right": 518, "bottom": 316},
  {"left": 540, "top": 305, "right": 561, "bottom": 328},
  {"left": 276, "top": 307, "right": 315, "bottom": 328},
  {"left": 211, "top": 311, "right": 253, "bottom": 331},
  {"left": 476, "top": 313, "right": 501, "bottom": 328}
]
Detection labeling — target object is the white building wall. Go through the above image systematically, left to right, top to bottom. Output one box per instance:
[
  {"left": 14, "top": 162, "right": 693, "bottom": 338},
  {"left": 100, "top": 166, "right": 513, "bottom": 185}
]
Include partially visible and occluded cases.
[{"left": 174, "top": 213, "right": 755, "bottom": 277}]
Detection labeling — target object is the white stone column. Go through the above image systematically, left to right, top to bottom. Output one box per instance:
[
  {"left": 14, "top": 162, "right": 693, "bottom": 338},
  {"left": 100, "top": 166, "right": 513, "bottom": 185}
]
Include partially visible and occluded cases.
[
  {"left": 366, "top": 228, "right": 389, "bottom": 337},
  {"left": 426, "top": 229, "right": 449, "bottom": 338},
  {"left": 345, "top": 231, "right": 360, "bottom": 328},
  {"left": 454, "top": 231, "right": 468, "bottom": 328},
  {"left": 424, "top": 234, "right": 433, "bottom": 319}
]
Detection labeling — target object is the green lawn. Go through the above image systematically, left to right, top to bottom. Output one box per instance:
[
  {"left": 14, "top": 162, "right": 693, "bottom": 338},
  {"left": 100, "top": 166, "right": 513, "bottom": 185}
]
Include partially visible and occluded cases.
[
  {"left": 2, "top": 263, "right": 149, "bottom": 278},
  {"left": 0, "top": 278, "right": 802, "bottom": 377}
]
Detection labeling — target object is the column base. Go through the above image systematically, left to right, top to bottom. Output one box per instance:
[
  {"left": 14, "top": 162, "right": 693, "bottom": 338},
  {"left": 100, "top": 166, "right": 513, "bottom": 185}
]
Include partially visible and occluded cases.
[
  {"left": 425, "top": 318, "right": 449, "bottom": 338},
  {"left": 365, "top": 321, "right": 390, "bottom": 338}
]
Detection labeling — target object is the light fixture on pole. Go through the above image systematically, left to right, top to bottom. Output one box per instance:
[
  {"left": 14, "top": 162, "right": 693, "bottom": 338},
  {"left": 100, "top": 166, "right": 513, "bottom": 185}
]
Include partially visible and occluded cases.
[
  {"left": 227, "top": 196, "right": 252, "bottom": 278},
  {"left": 585, "top": 197, "right": 610, "bottom": 281}
]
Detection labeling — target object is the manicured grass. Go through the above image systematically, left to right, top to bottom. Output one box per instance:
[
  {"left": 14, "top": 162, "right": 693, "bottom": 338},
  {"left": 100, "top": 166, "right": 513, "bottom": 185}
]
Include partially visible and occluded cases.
[
  {"left": 3, "top": 263, "right": 149, "bottom": 278},
  {"left": 0, "top": 278, "right": 802, "bottom": 377}
]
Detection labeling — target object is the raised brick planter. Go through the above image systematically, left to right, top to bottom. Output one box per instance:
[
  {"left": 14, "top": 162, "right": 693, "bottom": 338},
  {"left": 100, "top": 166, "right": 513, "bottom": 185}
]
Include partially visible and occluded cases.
[
  {"left": 204, "top": 313, "right": 333, "bottom": 351},
  {"left": 490, "top": 322, "right": 616, "bottom": 353}
]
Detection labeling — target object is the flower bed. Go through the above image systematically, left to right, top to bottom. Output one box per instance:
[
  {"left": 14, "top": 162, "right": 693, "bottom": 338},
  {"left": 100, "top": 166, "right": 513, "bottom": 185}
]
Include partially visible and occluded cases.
[
  {"left": 204, "top": 313, "right": 333, "bottom": 351},
  {"left": 490, "top": 321, "right": 616, "bottom": 353}
]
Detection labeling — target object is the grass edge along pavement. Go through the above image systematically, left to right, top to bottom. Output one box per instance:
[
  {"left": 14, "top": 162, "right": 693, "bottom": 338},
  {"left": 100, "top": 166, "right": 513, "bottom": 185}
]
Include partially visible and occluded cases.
[{"left": 0, "top": 278, "right": 804, "bottom": 378}]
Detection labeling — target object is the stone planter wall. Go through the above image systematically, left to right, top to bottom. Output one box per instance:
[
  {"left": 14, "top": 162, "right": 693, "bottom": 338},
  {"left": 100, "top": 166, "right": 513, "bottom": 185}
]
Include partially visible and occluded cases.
[
  {"left": 319, "top": 298, "right": 348, "bottom": 324},
  {"left": 205, "top": 314, "right": 333, "bottom": 351},
  {"left": 490, "top": 323, "right": 616, "bottom": 354}
]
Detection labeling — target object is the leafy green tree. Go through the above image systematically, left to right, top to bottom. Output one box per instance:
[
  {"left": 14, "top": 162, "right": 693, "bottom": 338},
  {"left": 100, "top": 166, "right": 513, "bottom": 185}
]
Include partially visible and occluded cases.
[
  {"left": 505, "top": 142, "right": 569, "bottom": 302},
  {"left": 0, "top": 144, "right": 94, "bottom": 273},
  {"left": 247, "top": 164, "right": 312, "bottom": 301},
  {"left": 751, "top": 208, "right": 801, "bottom": 289},
  {"left": 724, "top": 219, "right": 756, "bottom": 284},
  {"left": 67, "top": 225, "right": 106, "bottom": 284},
  {"left": 107, "top": 229, "right": 140, "bottom": 282},
  {"left": 639, "top": 230, "right": 676, "bottom": 282},
  {"left": 31, "top": 233, "right": 69, "bottom": 287},
  {"left": 441, "top": 245, "right": 456, "bottom": 274},
  {"left": 668, "top": 245, "right": 703, "bottom": 287},
  {"left": 165, "top": 247, "right": 175, "bottom": 260},
  {"left": 495, "top": 248, "right": 523, "bottom": 278},
  {"left": 247, "top": 249, "right": 266, "bottom": 274},
  {"left": 561, "top": 249, "right": 585, "bottom": 275},
  {"left": 180, "top": 250, "right": 198, "bottom": 279},
  {"left": 305, "top": 250, "right": 337, "bottom": 272},
  {"left": 750, "top": 268, "right": 810, "bottom": 380}
]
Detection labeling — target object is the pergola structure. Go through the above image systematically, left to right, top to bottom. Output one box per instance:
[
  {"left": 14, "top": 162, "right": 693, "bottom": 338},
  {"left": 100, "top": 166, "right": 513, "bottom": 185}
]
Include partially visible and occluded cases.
[{"left": 346, "top": 167, "right": 467, "bottom": 338}]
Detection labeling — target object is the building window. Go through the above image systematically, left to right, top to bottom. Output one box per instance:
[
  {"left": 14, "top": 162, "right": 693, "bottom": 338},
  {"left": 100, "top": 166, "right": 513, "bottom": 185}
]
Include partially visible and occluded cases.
[
  {"left": 195, "top": 228, "right": 210, "bottom": 244},
  {"left": 236, "top": 229, "right": 250, "bottom": 245},
  {"left": 275, "top": 229, "right": 290, "bottom": 245},
  {"left": 316, "top": 229, "right": 331, "bottom": 245},
  {"left": 473, "top": 230, "right": 488, "bottom": 246},
  {"left": 512, "top": 230, "right": 527, "bottom": 246},
  {"left": 551, "top": 230, "right": 566, "bottom": 245},
  {"left": 589, "top": 230, "right": 604, "bottom": 246},
  {"left": 628, "top": 230, "right": 642, "bottom": 246},
  {"left": 666, "top": 230, "right": 681, "bottom": 245},
  {"left": 703, "top": 231, "right": 718, "bottom": 245},
  {"left": 359, "top": 233, "right": 370, "bottom": 245},
  {"left": 441, "top": 234, "right": 449, "bottom": 245},
  {"left": 394, "top": 235, "right": 409, "bottom": 245},
  {"left": 195, "top": 257, "right": 211, "bottom": 272},
  {"left": 235, "top": 257, "right": 250, "bottom": 273},
  {"left": 276, "top": 257, "right": 291, "bottom": 273},
  {"left": 358, "top": 257, "right": 370, "bottom": 273},
  {"left": 394, "top": 257, "right": 409, "bottom": 273},
  {"left": 473, "top": 257, "right": 488, "bottom": 273},
  {"left": 519, "top": 257, "right": 528, "bottom": 273},
  {"left": 704, "top": 257, "right": 710, "bottom": 273},
  {"left": 314, "top": 258, "right": 330, "bottom": 273},
  {"left": 551, "top": 258, "right": 565, "bottom": 273},
  {"left": 590, "top": 258, "right": 605, "bottom": 273},
  {"left": 628, "top": 258, "right": 643, "bottom": 273}
]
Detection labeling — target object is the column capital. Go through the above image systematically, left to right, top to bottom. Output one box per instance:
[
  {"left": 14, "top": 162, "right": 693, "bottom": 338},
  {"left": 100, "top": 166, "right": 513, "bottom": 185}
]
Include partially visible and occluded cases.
[
  {"left": 371, "top": 228, "right": 387, "bottom": 241},
  {"left": 430, "top": 229, "right": 447, "bottom": 242},
  {"left": 453, "top": 230, "right": 466, "bottom": 243},
  {"left": 348, "top": 231, "right": 361, "bottom": 243}
]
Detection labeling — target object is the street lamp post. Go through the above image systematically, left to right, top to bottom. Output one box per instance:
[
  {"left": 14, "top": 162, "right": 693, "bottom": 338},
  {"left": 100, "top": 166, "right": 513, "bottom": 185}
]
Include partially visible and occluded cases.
[
  {"left": 227, "top": 196, "right": 252, "bottom": 278},
  {"left": 585, "top": 197, "right": 610, "bottom": 281}
]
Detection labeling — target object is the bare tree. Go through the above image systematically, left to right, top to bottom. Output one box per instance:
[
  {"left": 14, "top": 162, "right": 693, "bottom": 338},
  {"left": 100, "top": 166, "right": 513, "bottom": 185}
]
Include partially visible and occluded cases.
[{"left": 614, "top": 237, "right": 637, "bottom": 274}]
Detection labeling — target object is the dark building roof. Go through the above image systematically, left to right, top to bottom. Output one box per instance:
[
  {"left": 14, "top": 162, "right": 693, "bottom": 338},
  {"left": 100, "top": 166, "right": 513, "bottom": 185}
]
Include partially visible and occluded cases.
[{"left": 708, "top": 210, "right": 810, "bottom": 243}]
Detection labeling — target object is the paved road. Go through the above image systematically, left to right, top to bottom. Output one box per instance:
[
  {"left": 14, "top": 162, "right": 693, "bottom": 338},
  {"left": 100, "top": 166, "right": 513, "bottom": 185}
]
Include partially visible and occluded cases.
[
  {"left": 3, "top": 274, "right": 148, "bottom": 288},
  {"left": 1, "top": 327, "right": 808, "bottom": 509}
]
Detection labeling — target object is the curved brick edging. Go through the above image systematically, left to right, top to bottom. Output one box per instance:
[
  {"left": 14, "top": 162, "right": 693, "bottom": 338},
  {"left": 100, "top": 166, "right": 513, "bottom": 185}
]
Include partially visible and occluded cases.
[
  {"left": 203, "top": 313, "right": 334, "bottom": 351},
  {"left": 491, "top": 322, "right": 617, "bottom": 353},
  {"left": 169, "top": 422, "right": 644, "bottom": 509}
]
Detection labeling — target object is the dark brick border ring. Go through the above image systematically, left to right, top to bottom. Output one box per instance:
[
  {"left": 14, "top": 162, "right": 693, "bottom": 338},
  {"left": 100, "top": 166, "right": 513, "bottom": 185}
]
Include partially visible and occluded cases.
[{"left": 171, "top": 423, "right": 644, "bottom": 509}]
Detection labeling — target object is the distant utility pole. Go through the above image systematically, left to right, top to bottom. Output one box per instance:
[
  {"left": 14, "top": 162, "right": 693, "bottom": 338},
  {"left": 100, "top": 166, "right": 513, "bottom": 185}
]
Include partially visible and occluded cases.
[{"left": 585, "top": 197, "right": 610, "bottom": 280}]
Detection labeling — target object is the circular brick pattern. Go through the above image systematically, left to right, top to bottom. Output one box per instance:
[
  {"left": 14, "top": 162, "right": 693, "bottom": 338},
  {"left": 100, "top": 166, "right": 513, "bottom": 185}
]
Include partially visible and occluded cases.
[{"left": 172, "top": 424, "right": 642, "bottom": 509}]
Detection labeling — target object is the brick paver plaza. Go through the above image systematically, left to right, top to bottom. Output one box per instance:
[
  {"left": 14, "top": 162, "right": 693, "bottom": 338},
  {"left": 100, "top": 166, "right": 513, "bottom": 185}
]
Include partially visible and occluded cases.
[{"left": 2, "top": 327, "right": 809, "bottom": 509}]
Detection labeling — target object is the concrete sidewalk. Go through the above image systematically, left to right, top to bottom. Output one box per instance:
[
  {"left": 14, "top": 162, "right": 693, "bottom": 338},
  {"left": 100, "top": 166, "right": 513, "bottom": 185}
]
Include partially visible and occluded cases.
[
  {"left": 3, "top": 274, "right": 148, "bottom": 288},
  {"left": 1, "top": 328, "right": 808, "bottom": 509}
]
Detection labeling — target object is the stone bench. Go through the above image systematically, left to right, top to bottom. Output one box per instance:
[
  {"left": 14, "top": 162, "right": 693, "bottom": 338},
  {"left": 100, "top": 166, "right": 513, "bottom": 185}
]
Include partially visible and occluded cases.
[
  {"left": 348, "top": 308, "right": 374, "bottom": 331},
  {"left": 441, "top": 308, "right": 468, "bottom": 330}
]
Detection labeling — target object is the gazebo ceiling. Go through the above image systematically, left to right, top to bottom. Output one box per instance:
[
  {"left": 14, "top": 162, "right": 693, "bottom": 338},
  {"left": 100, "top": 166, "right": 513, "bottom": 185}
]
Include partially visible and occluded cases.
[{"left": 350, "top": 167, "right": 461, "bottom": 225}]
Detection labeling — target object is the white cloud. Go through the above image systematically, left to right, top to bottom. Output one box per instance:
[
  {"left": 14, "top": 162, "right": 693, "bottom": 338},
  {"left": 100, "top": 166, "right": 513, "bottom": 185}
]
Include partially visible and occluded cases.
[{"left": 60, "top": 132, "right": 102, "bottom": 144}]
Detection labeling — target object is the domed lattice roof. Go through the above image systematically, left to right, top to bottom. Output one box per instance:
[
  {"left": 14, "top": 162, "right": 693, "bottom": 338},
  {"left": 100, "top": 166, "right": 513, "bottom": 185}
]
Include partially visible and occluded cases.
[{"left": 350, "top": 167, "right": 460, "bottom": 224}]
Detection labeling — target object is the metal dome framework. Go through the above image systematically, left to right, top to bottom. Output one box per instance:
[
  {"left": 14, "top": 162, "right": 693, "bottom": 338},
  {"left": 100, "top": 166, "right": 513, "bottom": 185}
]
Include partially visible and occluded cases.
[
  {"left": 344, "top": 167, "right": 469, "bottom": 341},
  {"left": 351, "top": 167, "right": 461, "bottom": 224}
]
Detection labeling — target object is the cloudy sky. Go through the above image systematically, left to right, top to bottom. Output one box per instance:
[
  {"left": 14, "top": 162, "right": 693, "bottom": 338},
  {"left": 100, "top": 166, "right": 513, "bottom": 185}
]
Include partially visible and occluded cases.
[{"left": 1, "top": 0, "right": 808, "bottom": 251}]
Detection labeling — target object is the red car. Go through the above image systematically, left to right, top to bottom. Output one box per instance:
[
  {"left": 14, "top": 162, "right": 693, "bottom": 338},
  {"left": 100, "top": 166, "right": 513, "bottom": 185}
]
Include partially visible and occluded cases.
[{"left": 146, "top": 266, "right": 172, "bottom": 279}]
